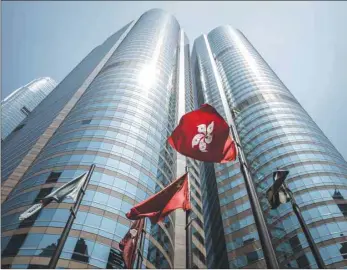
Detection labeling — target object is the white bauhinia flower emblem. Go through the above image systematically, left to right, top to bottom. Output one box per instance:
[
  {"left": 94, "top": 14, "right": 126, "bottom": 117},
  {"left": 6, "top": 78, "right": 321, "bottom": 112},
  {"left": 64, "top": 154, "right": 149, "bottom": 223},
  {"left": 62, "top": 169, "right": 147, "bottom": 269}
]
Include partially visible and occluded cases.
[
  {"left": 192, "top": 121, "right": 214, "bottom": 152},
  {"left": 130, "top": 228, "right": 138, "bottom": 244},
  {"left": 130, "top": 229, "right": 138, "bottom": 238}
]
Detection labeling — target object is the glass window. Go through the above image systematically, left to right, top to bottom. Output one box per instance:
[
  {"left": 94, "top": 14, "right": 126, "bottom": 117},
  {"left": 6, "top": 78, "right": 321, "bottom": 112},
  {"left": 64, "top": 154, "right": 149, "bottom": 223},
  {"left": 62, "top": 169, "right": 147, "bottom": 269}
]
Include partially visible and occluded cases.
[
  {"left": 106, "top": 158, "right": 119, "bottom": 169},
  {"left": 118, "top": 162, "right": 130, "bottom": 173},
  {"left": 46, "top": 172, "right": 62, "bottom": 184},
  {"left": 99, "top": 174, "right": 114, "bottom": 186},
  {"left": 114, "top": 178, "right": 126, "bottom": 190},
  {"left": 125, "top": 183, "right": 137, "bottom": 196},
  {"left": 136, "top": 188, "right": 146, "bottom": 201},
  {"left": 82, "top": 190, "right": 95, "bottom": 206},
  {"left": 92, "top": 192, "right": 109, "bottom": 206},
  {"left": 107, "top": 196, "right": 122, "bottom": 211},
  {"left": 120, "top": 201, "right": 132, "bottom": 214},
  {"left": 37, "top": 208, "right": 56, "bottom": 221},
  {"left": 73, "top": 211, "right": 87, "bottom": 231},
  {"left": 83, "top": 213, "right": 103, "bottom": 234},
  {"left": 100, "top": 217, "right": 117, "bottom": 235},
  {"left": 115, "top": 223, "right": 129, "bottom": 238},
  {"left": 21, "top": 233, "right": 44, "bottom": 249},
  {"left": 36, "top": 234, "right": 59, "bottom": 256},
  {"left": 1, "top": 236, "right": 11, "bottom": 252},
  {"left": 62, "top": 237, "right": 78, "bottom": 253},
  {"left": 71, "top": 238, "right": 91, "bottom": 263},
  {"left": 91, "top": 242, "right": 110, "bottom": 264},
  {"left": 340, "top": 242, "right": 347, "bottom": 259},
  {"left": 106, "top": 248, "right": 125, "bottom": 269},
  {"left": 247, "top": 250, "right": 260, "bottom": 263},
  {"left": 89, "top": 258, "right": 106, "bottom": 269}
]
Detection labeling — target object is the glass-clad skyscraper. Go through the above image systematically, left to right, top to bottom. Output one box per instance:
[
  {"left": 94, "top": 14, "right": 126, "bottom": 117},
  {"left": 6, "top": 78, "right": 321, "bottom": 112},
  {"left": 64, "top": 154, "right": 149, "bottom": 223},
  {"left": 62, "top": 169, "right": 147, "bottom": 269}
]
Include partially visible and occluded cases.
[
  {"left": 1, "top": 9, "right": 206, "bottom": 269},
  {"left": 192, "top": 25, "right": 347, "bottom": 269},
  {"left": 173, "top": 30, "right": 207, "bottom": 269},
  {"left": 1, "top": 77, "right": 57, "bottom": 140}
]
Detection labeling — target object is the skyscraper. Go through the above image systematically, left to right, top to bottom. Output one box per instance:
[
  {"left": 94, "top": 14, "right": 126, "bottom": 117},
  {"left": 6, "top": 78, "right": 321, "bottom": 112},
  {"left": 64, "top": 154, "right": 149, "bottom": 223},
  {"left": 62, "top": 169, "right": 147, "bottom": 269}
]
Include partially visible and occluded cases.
[
  {"left": 1, "top": 9, "right": 206, "bottom": 269},
  {"left": 192, "top": 25, "right": 347, "bottom": 269},
  {"left": 1, "top": 77, "right": 57, "bottom": 140}
]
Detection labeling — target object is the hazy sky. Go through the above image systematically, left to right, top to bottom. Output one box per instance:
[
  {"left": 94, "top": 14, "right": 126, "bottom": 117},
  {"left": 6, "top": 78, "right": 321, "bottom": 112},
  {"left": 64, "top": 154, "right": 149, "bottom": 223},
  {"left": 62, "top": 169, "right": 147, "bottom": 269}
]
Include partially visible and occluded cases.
[{"left": 2, "top": 1, "right": 347, "bottom": 159}]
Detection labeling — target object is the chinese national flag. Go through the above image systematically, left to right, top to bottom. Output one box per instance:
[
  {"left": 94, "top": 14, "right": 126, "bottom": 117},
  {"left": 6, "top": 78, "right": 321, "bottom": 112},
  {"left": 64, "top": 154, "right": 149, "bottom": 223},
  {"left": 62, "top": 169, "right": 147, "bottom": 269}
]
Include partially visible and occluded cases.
[
  {"left": 168, "top": 104, "right": 237, "bottom": 163},
  {"left": 126, "top": 173, "right": 191, "bottom": 224},
  {"left": 119, "top": 218, "right": 145, "bottom": 269}
]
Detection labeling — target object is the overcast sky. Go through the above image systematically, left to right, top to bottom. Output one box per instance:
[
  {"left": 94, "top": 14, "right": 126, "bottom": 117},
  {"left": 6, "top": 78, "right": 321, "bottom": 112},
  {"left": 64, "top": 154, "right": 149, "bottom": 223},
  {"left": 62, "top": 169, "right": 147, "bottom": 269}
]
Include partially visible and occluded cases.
[{"left": 2, "top": 1, "right": 347, "bottom": 159}]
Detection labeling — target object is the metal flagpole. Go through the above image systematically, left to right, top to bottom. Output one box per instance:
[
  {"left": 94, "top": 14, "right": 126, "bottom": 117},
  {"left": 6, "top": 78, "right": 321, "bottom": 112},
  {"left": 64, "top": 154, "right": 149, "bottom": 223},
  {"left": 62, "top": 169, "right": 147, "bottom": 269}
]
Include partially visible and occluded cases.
[
  {"left": 229, "top": 110, "right": 279, "bottom": 269},
  {"left": 48, "top": 164, "right": 96, "bottom": 269},
  {"left": 185, "top": 167, "right": 193, "bottom": 269},
  {"left": 282, "top": 183, "right": 326, "bottom": 269},
  {"left": 186, "top": 210, "right": 193, "bottom": 269},
  {"left": 135, "top": 223, "right": 146, "bottom": 269}
]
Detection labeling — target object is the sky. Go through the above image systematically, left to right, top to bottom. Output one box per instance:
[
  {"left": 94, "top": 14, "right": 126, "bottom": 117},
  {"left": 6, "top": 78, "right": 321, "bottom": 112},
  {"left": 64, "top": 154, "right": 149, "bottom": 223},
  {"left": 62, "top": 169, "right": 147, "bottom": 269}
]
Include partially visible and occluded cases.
[{"left": 2, "top": 1, "right": 347, "bottom": 159}]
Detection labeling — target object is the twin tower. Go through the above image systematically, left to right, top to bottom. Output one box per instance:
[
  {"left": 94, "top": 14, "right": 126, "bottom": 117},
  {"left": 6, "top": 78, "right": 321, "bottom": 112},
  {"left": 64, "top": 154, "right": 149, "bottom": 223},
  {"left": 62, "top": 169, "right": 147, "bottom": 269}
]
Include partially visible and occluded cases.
[{"left": 2, "top": 9, "right": 347, "bottom": 269}]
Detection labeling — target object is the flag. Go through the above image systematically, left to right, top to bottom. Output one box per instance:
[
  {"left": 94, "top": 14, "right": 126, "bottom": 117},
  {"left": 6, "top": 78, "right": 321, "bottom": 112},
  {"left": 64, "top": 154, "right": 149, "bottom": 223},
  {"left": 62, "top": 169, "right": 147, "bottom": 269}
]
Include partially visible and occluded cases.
[
  {"left": 168, "top": 104, "right": 237, "bottom": 163},
  {"left": 266, "top": 170, "right": 290, "bottom": 209},
  {"left": 19, "top": 173, "right": 87, "bottom": 220},
  {"left": 126, "top": 173, "right": 191, "bottom": 224},
  {"left": 266, "top": 186, "right": 290, "bottom": 209},
  {"left": 119, "top": 219, "right": 145, "bottom": 269}
]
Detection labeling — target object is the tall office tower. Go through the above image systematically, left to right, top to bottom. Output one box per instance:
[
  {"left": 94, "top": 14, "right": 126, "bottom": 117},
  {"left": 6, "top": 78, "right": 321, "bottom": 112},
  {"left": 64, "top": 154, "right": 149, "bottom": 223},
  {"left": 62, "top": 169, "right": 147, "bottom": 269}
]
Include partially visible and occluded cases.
[
  {"left": 1, "top": 9, "right": 206, "bottom": 269},
  {"left": 192, "top": 25, "right": 347, "bottom": 269},
  {"left": 174, "top": 31, "right": 207, "bottom": 269},
  {"left": 1, "top": 77, "right": 57, "bottom": 140}
]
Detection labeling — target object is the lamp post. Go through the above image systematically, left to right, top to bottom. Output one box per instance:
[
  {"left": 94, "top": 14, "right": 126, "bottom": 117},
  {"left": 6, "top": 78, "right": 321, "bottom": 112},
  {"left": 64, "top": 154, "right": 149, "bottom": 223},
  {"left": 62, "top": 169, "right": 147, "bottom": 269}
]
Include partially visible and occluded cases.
[{"left": 267, "top": 170, "right": 326, "bottom": 269}]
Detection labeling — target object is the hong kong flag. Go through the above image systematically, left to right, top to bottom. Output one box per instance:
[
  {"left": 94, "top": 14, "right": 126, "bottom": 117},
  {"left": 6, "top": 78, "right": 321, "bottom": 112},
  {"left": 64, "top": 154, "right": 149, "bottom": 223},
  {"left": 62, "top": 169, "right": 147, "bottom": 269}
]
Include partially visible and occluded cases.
[
  {"left": 168, "top": 104, "right": 237, "bottom": 163},
  {"left": 126, "top": 173, "right": 191, "bottom": 224},
  {"left": 119, "top": 218, "right": 145, "bottom": 269}
]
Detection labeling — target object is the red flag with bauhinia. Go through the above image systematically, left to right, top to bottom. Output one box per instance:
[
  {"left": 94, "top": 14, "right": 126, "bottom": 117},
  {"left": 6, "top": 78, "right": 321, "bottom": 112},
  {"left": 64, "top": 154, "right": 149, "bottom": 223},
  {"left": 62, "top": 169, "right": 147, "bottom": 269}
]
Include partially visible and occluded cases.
[
  {"left": 168, "top": 104, "right": 237, "bottom": 163},
  {"left": 126, "top": 173, "right": 191, "bottom": 224},
  {"left": 119, "top": 218, "right": 145, "bottom": 269}
]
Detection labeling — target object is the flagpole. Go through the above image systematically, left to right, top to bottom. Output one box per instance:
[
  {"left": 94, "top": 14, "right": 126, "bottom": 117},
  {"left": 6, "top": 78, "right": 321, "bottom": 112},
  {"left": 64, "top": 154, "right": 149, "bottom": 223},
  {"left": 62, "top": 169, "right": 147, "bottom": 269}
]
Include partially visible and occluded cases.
[
  {"left": 210, "top": 48, "right": 278, "bottom": 267},
  {"left": 229, "top": 110, "right": 279, "bottom": 269},
  {"left": 48, "top": 164, "right": 96, "bottom": 269},
  {"left": 185, "top": 167, "right": 193, "bottom": 269},
  {"left": 186, "top": 210, "right": 193, "bottom": 269},
  {"left": 135, "top": 223, "right": 146, "bottom": 269}
]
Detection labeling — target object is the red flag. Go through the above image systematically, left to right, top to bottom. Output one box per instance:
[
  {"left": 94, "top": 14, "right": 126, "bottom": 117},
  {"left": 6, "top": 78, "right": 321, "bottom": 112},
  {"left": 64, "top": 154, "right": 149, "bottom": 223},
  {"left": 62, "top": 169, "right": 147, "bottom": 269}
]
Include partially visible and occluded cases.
[
  {"left": 168, "top": 104, "right": 237, "bottom": 163},
  {"left": 126, "top": 173, "right": 191, "bottom": 224},
  {"left": 119, "top": 218, "right": 145, "bottom": 269}
]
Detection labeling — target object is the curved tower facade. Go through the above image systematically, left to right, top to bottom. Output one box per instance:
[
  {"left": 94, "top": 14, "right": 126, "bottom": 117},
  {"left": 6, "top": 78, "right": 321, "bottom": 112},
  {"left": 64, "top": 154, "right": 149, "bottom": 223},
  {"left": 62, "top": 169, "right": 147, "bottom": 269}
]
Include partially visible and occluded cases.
[
  {"left": 1, "top": 9, "right": 208, "bottom": 269},
  {"left": 192, "top": 25, "right": 347, "bottom": 268},
  {"left": 1, "top": 77, "right": 57, "bottom": 140}
]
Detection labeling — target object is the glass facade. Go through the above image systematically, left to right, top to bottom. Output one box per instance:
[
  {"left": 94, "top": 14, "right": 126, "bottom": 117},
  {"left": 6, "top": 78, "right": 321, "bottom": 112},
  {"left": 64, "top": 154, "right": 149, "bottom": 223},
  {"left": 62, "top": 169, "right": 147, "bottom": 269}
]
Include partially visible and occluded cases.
[
  {"left": 1, "top": 9, "right": 208, "bottom": 269},
  {"left": 1, "top": 22, "right": 132, "bottom": 188},
  {"left": 192, "top": 25, "right": 347, "bottom": 269},
  {"left": 181, "top": 33, "right": 207, "bottom": 269},
  {"left": 1, "top": 77, "right": 57, "bottom": 140}
]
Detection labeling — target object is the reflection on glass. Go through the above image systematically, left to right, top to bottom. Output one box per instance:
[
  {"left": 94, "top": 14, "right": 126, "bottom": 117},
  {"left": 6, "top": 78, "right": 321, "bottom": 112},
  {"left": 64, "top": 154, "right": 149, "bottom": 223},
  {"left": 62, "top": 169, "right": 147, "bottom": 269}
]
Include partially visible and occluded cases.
[
  {"left": 138, "top": 64, "right": 158, "bottom": 89},
  {"left": 72, "top": 238, "right": 89, "bottom": 263},
  {"left": 39, "top": 241, "right": 57, "bottom": 257},
  {"left": 340, "top": 242, "right": 347, "bottom": 260},
  {"left": 106, "top": 248, "right": 124, "bottom": 269}
]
